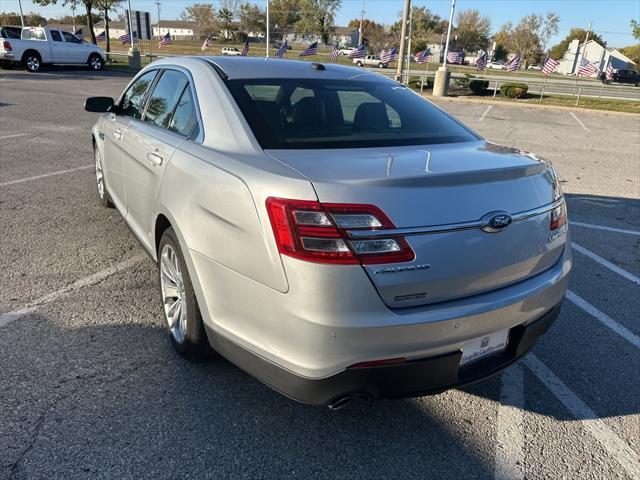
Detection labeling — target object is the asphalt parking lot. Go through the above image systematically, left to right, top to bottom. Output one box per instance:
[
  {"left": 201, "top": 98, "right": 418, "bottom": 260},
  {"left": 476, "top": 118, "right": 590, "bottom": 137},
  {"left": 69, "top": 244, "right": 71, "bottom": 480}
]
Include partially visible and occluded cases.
[{"left": 1, "top": 68, "right": 639, "bottom": 480}]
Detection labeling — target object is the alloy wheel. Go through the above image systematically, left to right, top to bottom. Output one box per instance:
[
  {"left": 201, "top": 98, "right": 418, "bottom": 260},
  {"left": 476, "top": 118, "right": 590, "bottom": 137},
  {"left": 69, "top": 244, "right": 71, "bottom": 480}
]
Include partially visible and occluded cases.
[
  {"left": 26, "top": 56, "right": 39, "bottom": 72},
  {"left": 90, "top": 56, "right": 103, "bottom": 70},
  {"left": 160, "top": 244, "right": 188, "bottom": 344}
]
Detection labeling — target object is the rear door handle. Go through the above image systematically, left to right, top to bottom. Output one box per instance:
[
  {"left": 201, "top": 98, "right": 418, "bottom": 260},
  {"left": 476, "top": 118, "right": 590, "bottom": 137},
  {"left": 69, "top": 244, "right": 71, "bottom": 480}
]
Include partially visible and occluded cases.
[
  {"left": 113, "top": 129, "right": 122, "bottom": 140},
  {"left": 147, "top": 152, "right": 163, "bottom": 166}
]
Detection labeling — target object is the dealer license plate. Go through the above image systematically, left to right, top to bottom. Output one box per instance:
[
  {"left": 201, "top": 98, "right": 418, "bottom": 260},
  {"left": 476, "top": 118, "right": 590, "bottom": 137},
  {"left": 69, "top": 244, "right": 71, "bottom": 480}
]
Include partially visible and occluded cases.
[{"left": 460, "top": 328, "right": 510, "bottom": 367}]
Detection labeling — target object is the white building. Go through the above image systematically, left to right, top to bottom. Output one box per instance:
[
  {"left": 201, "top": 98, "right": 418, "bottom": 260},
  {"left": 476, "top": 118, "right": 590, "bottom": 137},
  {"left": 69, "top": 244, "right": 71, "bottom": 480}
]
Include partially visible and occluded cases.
[
  {"left": 92, "top": 21, "right": 127, "bottom": 39},
  {"left": 152, "top": 21, "right": 196, "bottom": 41},
  {"left": 557, "top": 39, "right": 637, "bottom": 75}
]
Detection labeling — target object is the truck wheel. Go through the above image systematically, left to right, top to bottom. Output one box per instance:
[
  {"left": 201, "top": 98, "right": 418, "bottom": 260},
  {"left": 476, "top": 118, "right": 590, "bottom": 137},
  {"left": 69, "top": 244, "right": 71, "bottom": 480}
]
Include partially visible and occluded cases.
[
  {"left": 23, "top": 51, "right": 42, "bottom": 72},
  {"left": 87, "top": 53, "right": 104, "bottom": 71},
  {"left": 356, "top": 61, "right": 363, "bottom": 67},
  {"left": 378, "top": 63, "right": 385, "bottom": 68}
]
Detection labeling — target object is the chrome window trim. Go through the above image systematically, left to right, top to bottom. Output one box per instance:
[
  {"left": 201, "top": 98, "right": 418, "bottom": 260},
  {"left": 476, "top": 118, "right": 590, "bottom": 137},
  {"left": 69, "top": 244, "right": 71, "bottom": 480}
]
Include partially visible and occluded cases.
[{"left": 346, "top": 198, "right": 565, "bottom": 239}]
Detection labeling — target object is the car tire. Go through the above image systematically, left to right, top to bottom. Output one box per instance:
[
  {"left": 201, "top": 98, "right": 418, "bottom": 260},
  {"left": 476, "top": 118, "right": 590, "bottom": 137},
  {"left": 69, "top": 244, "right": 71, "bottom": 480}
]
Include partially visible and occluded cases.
[
  {"left": 22, "top": 51, "right": 42, "bottom": 72},
  {"left": 87, "top": 53, "right": 104, "bottom": 71},
  {"left": 356, "top": 61, "right": 363, "bottom": 67},
  {"left": 378, "top": 63, "right": 384, "bottom": 68},
  {"left": 94, "top": 145, "right": 114, "bottom": 208},
  {"left": 158, "top": 227, "right": 211, "bottom": 361}
]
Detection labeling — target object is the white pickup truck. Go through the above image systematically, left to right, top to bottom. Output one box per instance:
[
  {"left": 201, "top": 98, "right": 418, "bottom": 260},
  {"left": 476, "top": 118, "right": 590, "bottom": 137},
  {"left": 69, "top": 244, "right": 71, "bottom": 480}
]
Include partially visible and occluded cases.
[
  {"left": 0, "top": 26, "right": 106, "bottom": 72},
  {"left": 353, "top": 55, "right": 389, "bottom": 68}
]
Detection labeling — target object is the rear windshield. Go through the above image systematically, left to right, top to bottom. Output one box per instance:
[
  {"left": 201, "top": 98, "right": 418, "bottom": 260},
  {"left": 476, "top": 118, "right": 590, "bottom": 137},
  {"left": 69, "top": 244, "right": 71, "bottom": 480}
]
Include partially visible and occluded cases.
[{"left": 226, "top": 78, "right": 478, "bottom": 149}]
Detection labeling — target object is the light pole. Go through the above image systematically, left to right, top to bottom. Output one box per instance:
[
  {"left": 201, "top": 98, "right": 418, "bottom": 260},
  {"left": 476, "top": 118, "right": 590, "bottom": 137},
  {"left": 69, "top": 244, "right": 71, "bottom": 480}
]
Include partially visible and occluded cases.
[
  {"left": 18, "top": 0, "right": 25, "bottom": 27},
  {"left": 155, "top": 0, "right": 161, "bottom": 39},
  {"left": 266, "top": 0, "right": 270, "bottom": 57},
  {"left": 358, "top": 0, "right": 365, "bottom": 46},
  {"left": 395, "top": 0, "right": 410, "bottom": 82},
  {"left": 433, "top": 0, "right": 455, "bottom": 96},
  {"left": 71, "top": 3, "right": 76, "bottom": 31},
  {"left": 405, "top": 6, "right": 413, "bottom": 78}
]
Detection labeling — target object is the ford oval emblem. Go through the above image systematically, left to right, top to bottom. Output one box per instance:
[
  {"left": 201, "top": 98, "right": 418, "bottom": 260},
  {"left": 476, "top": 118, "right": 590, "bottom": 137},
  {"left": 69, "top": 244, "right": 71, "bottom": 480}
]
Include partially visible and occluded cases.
[{"left": 480, "top": 211, "right": 512, "bottom": 233}]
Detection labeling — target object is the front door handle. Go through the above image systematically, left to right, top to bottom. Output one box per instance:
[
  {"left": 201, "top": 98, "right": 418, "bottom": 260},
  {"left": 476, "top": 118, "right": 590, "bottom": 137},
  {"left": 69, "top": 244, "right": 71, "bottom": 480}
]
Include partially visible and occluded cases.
[
  {"left": 113, "top": 129, "right": 122, "bottom": 140},
  {"left": 147, "top": 151, "right": 163, "bottom": 166}
]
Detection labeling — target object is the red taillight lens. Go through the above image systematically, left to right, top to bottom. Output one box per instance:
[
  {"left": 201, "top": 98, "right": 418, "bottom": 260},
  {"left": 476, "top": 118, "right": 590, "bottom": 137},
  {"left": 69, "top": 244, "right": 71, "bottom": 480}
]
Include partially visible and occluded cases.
[
  {"left": 2, "top": 41, "right": 12, "bottom": 51},
  {"left": 265, "top": 198, "right": 415, "bottom": 265}
]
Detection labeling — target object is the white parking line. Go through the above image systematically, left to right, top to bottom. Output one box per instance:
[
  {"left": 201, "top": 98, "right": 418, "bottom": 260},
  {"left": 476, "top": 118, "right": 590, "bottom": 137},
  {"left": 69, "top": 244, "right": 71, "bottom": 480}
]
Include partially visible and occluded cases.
[
  {"left": 479, "top": 105, "right": 493, "bottom": 122},
  {"left": 569, "top": 112, "right": 589, "bottom": 131},
  {"left": 0, "top": 134, "right": 28, "bottom": 140},
  {"left": 0, "top": 165, "right": 93, "bottom": 187},
  {"left": 571, "top": 221, "right": 640, "bottom": 237},
  {"left": 572, "top": 242, "right": 640, "bottom": 285},
  {"left": 0, "top": 255, "right": 147, "bottom": 328},
  {"left": 566, "top": 291, "right": 640, "bottom": 349},
  {"left": 524, "top": 354, "right": 640, "bottom": 479},
  {"left": 494, "top": 364, "right": 524, "bottom": 480}
]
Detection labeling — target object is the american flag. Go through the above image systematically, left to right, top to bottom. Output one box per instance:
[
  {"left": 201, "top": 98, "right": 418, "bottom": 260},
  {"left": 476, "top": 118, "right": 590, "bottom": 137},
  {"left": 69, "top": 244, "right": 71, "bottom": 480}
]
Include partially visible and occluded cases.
[
  {"left": 74, "top": 28, "right": 84, "bottom": 40},
  {"left": 96, "top": 30, "right": 106, "bottom": 41},
  {"left": 120, "top": 31, "right": 137, "bottom": 45},
  {"left": 158, "top": 32, "right": 172, "bottom": 48},
  {"left": 201, "top": 34, "right": 212, "bottom": 51},
  {"left": 241, "top": 38, "right": 249, "bottom": 56},
  {"left": 276, "top": 41, "right": 288, "bottom": 58},
  {"left": 300, "top": 41, "right": 318, "bottom": 57},
  {"left": 329, "top": 43, "right": 339, "bottom": 60},
  {"left": 348, "top": 44, "right": 366, "bottom": 59},
  {"left": 379, "top": 47, "right": 398, "bottom": 64},
  {"left": 414, "top": 48, "right": 431, "bottom": 64},
  {"left": 446, "top": 51, "right": 463, "bottom": 64},
  {"left": 475, "top": 51, "right": 488, "bottom": 70},
  {"left": 506, "top": 53, "right": 521, "bottom": 72},
  {"left": 541, "top": 56, "right": 559, "bottom": 76},
  {"left": 578, "top": 58, "right": 598, "bottom": 77},
  {"left": 605, "top": 61, "right": 614, "bottom": 81}
]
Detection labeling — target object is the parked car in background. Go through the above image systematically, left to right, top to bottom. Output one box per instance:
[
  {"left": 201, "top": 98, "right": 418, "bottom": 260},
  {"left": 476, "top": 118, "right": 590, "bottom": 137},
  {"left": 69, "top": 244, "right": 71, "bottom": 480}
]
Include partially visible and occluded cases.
[
  {"left": 0, "top": 26, "right": 105, "bottom": 72},
  {"left": 0, "top": 26, "right": 22, "bottom": 39},
  {"left": 221, "top": 46, "right": 242, "bottom": 56},
  {"left": 338, "top": 47, "right": 355, "bottom": 56},
  {"left": 353, "top": 55, "right": 388, "bottom": 68},
  {"left": 84, "top": 56, "right": 571, "bottom": 408},
  {"left": 488, "top": 61, "right": 506, "bottom": 70},
  {"left": 527, "top": 64, "right": 542, "bottom": 71},
  {"left": 611, "top": 69, "right": 640, "bottom": 86}
]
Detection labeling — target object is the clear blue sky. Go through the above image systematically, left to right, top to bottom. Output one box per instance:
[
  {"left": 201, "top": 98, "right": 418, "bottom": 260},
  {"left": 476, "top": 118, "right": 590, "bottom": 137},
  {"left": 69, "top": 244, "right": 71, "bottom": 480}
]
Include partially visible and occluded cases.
[{"left": 3, "top": 0, "right": 639, "bottom": 47}]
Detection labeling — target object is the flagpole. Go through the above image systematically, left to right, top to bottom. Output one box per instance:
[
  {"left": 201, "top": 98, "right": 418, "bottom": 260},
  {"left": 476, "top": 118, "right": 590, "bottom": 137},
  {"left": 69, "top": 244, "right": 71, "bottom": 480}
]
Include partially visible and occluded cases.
[{"left": 266, "top": 0, "right": 270, "bottom": 57}]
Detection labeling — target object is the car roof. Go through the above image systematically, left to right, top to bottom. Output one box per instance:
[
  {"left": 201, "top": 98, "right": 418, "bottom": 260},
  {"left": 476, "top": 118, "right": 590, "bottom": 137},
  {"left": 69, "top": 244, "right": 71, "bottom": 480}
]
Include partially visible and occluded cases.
[{"left": 150, "top": 55, "right": 397, "bottom": 82}]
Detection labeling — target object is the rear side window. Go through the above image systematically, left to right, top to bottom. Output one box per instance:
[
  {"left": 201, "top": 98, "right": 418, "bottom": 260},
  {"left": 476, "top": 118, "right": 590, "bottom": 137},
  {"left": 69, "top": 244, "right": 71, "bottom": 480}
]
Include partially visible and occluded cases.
[
  {"left": 50, "top": 30, "right": 62, "bottom": 42},
  {"left": 120, "top": 70, "right": 158, "bottom": 119},
  {"left": 144, "top": 70, "right": 189, "bottom": 129},
  {"left": 168, "top": 87, "right": 200, "bottom": 138}
]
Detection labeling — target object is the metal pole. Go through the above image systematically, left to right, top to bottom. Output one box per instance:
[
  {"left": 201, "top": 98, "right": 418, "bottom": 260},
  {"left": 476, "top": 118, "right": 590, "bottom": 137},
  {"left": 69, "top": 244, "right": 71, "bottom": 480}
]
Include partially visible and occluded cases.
[
  {"left": 18, "top": 0, "right": 25, "bottom": 27},
  {"left": 127, "top": 0, "right": 135, "bottom": 49},
  {"left": 155, "top": 0, "right": 161, "bottom": 40},
  {"left": 266, "top": 0, "right": 270, "bottom": 57},
  {"left": 358, "top": 0, "right": 365, "bottom": 46},
  {"left": 395, "top": 0, "right": 410, "bottom": 82},
  {"left": 441, "top": 0, "right": 456, "bottom": 67},
  {"left": 71, "top": 3, "right": 76, "bottom": 31},
  {"left": 405, "top": 6, "right": 413, "bottom": 79},
  {"left": 493, "top": 80, "right": 498, "bottom": 97},
  {"left": 575, "top": 87, "right": 582, "bottom": 106}
]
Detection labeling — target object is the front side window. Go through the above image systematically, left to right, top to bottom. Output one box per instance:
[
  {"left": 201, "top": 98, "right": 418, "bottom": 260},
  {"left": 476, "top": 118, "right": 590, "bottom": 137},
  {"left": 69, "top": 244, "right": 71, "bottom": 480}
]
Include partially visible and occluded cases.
[
  {"left": 50, "top": 30, "right": 62, "bottom": 42},
  {"left": 61, "top": 31, "right": 82, "bottom": 43},
  {"left": 120, "top": 70, "right": 158, "bottom": 119},
  {"left": 144, "top": 70, "right": 189, "bottom": 129},
  {"left": 226, "top": 78, "right": 478, "bottom": 149}
]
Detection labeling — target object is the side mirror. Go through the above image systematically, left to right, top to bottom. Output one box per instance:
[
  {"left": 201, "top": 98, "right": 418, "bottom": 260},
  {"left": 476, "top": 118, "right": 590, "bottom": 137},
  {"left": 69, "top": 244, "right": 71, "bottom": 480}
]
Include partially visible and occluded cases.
[{"left": 85, "top": 96, "right": 115, "bottom": 113}]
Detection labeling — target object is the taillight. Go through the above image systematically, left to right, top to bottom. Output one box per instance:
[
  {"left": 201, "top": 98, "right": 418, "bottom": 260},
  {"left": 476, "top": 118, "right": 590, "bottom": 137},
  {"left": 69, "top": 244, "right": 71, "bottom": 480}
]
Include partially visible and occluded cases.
[
  {"left": 2, "top": 41, "right": 12, "bottom": 51},
  {"left": 549, "top": 167, "right": 567, "bottom": 231},
  {"left": 265, "top": 198, "right": 415, "bottom": 265}
]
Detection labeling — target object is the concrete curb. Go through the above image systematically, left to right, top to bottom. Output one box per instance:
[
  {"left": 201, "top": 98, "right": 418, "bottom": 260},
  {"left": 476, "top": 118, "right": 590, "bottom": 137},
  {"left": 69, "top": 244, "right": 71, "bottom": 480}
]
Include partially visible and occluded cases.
[{"left": 423, "top": 94, "right": 640, "bottom": 118}]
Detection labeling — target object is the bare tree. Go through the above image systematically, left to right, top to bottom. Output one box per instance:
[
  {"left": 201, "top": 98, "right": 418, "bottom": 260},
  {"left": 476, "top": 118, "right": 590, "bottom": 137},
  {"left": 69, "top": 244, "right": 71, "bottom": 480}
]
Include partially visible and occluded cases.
[
  {"left": 33, "top": 0, "right": 98, "bottom": 43},
  {"left": 94, "top": 0, "right": 123, "bottom": 52},
  {"left": 181, "top": 3, "right": 218, "bottom": 37},
  {"left": 239, "top": 3, "right": 266, "bottom": 37},
  {"left": 497, "top": 12, "right": 560, "bottom": 67}
]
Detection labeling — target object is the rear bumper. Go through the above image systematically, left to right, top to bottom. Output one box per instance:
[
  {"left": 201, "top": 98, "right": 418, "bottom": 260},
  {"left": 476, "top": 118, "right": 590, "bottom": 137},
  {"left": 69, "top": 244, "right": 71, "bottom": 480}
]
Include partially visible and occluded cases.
[
  {"left": 0, "top": 52, "right": 15, "bottom": 60},
  {"left": 205, "top": 302, "right": 562, "bottom": 406}
]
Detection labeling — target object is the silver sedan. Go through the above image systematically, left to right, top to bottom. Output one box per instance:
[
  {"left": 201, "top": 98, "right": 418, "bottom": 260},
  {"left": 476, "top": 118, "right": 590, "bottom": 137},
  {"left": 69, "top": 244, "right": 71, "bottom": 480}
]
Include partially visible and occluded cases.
[{"left": 85, "top": 56, "right": 571, "bottom": 408}]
